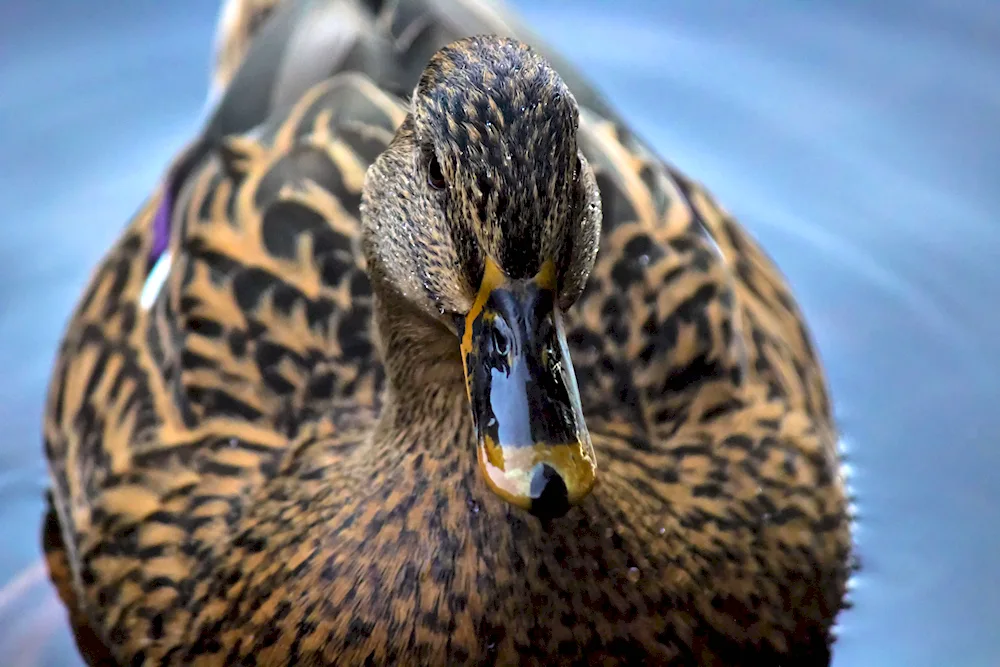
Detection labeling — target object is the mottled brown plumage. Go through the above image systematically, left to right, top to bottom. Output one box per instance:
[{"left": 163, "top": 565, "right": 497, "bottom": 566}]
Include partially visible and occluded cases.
[{"left": 43, "top": 0, "right": 852, "bottom": 665}]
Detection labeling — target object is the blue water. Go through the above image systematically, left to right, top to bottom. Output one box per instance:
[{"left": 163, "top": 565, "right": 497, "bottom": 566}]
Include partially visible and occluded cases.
[{"left": 1, "top": 1, "right": 998, "bottom": 664}]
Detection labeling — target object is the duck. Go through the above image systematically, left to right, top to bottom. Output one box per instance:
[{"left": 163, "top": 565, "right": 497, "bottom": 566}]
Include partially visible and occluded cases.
[{"left": 42, "top": 0, "right": 852, "bottom": 664}]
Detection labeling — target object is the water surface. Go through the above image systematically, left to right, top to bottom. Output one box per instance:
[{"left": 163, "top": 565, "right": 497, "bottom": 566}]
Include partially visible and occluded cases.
[{"left": 1, "top": 1, "right": 998, "bottom": 664}]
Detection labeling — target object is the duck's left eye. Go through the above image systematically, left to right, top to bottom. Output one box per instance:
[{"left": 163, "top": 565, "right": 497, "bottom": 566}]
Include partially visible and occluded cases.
[{"left": 428, "top": 155, "right": 446, "bottom": 190}]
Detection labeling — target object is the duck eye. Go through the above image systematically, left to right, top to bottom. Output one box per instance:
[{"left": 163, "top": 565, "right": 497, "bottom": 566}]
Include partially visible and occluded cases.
[{"left": 427, "top": 155, "right": 446, "bottom": 190}]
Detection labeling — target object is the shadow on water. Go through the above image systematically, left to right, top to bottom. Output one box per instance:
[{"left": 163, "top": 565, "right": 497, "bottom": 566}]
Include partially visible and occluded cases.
[{"left": 1, "top": 0, "right": 998, "bottom": 664}]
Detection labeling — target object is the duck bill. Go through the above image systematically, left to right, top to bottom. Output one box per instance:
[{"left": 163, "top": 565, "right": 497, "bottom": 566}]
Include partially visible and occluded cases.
[{"left": 460, "top": 258, "right": 596, "bottom": 518}]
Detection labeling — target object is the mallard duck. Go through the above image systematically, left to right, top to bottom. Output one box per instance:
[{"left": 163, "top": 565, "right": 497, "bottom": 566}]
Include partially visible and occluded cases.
[{"left": 43, "top": 0, "right": 852, "bottom": 664}]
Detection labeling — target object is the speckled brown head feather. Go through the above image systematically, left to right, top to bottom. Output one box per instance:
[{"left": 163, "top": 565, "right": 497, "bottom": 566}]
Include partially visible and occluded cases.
[
  {"left": 361, "top": 35, "right": 601, "bottom": 320},
  {"left": 414, "top": 37, "right": 595, "bottom": 285}
]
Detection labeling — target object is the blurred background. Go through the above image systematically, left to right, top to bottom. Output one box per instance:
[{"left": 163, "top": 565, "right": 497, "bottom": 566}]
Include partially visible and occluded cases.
[{"left": 1, "top": 0, "right": 998, "bottom": 664}]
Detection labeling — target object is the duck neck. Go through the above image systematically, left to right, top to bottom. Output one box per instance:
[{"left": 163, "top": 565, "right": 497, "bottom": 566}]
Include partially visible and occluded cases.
[{"left": 370, "top": 285, "right": 472, "bottom": 455}]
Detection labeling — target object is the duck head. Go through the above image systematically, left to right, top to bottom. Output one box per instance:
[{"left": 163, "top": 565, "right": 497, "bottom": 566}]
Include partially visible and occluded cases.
[{"left": 360, "top": 36, "right": 602, "bottom": 519}]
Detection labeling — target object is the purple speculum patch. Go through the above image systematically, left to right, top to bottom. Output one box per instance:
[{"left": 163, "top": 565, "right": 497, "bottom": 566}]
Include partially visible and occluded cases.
[{"left": 149, "top": 186, "right": 173, "bottom": 262}]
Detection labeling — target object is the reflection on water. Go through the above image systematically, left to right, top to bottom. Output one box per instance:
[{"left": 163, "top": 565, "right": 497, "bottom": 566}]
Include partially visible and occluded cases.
[{"left": 1, "top": 0, "right": 998, "bottom": 665}]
